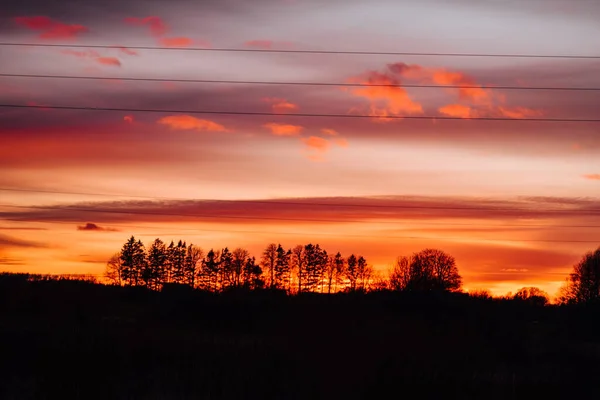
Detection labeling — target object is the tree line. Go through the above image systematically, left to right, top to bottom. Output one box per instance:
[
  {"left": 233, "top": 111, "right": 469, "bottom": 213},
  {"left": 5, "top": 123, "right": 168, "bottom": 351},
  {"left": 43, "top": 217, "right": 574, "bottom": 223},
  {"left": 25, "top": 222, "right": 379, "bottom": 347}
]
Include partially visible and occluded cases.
[
  {"left": 106, "top": 236, "right": 377, "bottom": 293},
  {"left": 105, "top": 237, "right": 600, "bottom": 304}
]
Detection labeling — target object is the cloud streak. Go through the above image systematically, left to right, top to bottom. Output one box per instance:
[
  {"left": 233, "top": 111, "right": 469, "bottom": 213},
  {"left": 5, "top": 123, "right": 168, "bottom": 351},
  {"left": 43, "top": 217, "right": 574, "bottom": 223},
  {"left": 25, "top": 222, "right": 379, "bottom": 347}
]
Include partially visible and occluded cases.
[{"left": 14, "top": 16, "right": 88, "bottom": 40}]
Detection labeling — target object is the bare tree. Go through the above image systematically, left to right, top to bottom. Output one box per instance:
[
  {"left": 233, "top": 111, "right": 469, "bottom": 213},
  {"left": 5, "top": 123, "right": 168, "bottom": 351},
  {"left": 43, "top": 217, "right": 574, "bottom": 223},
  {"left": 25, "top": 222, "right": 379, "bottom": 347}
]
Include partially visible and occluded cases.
[
  {"left": 184, "top": 244, "right": 204, "bottom": 288},
  {"left": 292, "top": 245, "right": 305, "bottom": 293},
  {"left": 231, "top": 247, "right": 250, "bottom": 288},
  {"left": 105, "top": 253, "right": 123, "bottom": 285},
  {"left": 389, "top": 256, "right": 411, "bottom": 291}
]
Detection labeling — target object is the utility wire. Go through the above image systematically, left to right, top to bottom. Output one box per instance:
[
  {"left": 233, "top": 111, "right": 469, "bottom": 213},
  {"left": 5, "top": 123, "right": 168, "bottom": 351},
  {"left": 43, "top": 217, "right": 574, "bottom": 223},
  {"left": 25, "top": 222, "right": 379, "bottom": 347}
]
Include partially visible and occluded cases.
[
  {"left": 1, "top": 42, "right": 599, "bottom": 59},
  {"left": 1, "top": 73, "right": 598, "bottom": 92},
  {"left": 2, "top": 103, "right": 599, "bottom": 123},
  {"left": 2, "top": 187, "right": 600, "bottom": 224},
  {"left": 2, "top": 208, "right": 598, "bottom": 244}
]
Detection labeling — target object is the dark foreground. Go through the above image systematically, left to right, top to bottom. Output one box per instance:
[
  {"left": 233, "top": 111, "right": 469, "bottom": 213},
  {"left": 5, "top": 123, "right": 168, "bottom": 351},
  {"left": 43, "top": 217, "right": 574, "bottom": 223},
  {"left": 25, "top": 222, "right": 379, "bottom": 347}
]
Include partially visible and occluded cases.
[{"left": 2, "top": 276, "right": 600, "bottom": 399}]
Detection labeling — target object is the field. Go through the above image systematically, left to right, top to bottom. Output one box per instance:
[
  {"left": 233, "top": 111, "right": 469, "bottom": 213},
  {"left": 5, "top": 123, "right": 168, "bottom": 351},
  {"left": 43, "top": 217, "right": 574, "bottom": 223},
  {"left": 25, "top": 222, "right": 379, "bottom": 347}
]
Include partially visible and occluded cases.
[{"left": 2, "top": 275, "right": 600, "bottom": 399}]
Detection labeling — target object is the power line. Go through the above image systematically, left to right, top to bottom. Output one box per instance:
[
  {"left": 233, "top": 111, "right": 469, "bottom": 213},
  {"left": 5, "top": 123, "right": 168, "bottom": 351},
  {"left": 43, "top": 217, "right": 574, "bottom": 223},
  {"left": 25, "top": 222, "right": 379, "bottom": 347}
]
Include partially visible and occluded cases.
[
  {"left": 1, "top": 42, "right": 599, "bottom": 59},
  {"left": 1, "top": 73, "right": 598, "bottom": 92},
  {"left": 2, "top": 103, "right": 599, "bottom": 123},
  {"left": 2, "top": 187, "right": 600, "bottom": 224},
  {"left": 3, "top": 210, "right": 599, "bottom": 244}
]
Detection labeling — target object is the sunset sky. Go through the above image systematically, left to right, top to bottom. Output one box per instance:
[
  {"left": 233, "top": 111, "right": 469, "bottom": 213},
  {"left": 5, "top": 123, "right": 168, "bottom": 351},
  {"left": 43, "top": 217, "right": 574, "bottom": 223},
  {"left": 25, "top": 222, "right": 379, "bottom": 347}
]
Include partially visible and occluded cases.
[{"left": 1, "top": 0, "right": 599, "bottom": 297}]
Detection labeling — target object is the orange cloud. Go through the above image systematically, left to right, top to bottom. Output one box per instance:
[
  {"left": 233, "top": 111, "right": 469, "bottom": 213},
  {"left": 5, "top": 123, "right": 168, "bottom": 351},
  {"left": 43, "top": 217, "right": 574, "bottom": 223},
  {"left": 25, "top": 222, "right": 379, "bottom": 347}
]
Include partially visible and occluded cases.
[
  {"left": 14, "top": 16, "right": 88, "bottom": 40},
  {"left": 125, "top": 16, "right": 168, "bottom": 36},
  {"left": 159, "top": 37, "right": 195, "bottom": 47},
  {"left": 96, "top": 57, "right": 121, "bottom": 67},
  {"left": 432, "top": 70, "right": 490, "bottom": 103},
  {"left": 349, "top": 71, "right": 423, "bottom": 118},
  {"left": 263, "top": 98, "right": 299, "bottom": 113},
  {"left": 438, "top": 104, "right": 475, "bottom": 119},
  {"left": 498, "top": 107, "right": 543, "bottom": 119},
  {"left": 123, "top": 115, "right": 134, "bottom": 124},
  {"left": 158, "top": 115, "right": 228, "bottom": 132},
  {"left": 263, "top": 123, "right": 303, "bottom": 136},
  {"left": 321, "top": 128, "right": 338, "bottom": 136},
  {"left": 302, "top": 136, "right": 330, "bottom": 151},
  {"left": 335, "top": 138, "right": 349, "bottom": 148},
  {"left": 583, "top": 174, "right": 600, "bottom": 181}
]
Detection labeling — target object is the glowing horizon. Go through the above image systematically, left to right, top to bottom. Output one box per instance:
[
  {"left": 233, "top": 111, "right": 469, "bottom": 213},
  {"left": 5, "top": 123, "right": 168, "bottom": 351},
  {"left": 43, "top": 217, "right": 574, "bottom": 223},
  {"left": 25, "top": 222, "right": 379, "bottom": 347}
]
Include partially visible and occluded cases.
[{"left": 1, "top": 0, "right": 599, "bottom": 298}]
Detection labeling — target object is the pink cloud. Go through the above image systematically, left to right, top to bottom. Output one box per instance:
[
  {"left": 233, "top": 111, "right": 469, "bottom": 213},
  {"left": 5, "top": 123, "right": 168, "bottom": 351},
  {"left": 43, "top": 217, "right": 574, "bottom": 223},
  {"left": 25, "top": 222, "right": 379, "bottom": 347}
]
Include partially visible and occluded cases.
[
  {"left": 14, "top": 16, "right": 88, "bottom": 40},
  {"left": 125, "top": 16, "right": 168, "bottom": 36},
  {"left": 123, "top": 115, "right": 134, "bottom": 124},
  {"left": 158, "top": 115, "right": 228, "bottom": 132},
  {"left": 263, "top": 123, "right": 303, "bottom": 136}
]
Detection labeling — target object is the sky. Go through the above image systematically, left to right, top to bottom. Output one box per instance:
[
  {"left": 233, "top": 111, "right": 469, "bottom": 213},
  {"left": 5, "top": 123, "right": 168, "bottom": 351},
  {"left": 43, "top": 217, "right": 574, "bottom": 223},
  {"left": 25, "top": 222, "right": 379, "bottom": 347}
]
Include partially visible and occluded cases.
[{"left": 1, "top": 0, "right": 599, "bottom": 297}]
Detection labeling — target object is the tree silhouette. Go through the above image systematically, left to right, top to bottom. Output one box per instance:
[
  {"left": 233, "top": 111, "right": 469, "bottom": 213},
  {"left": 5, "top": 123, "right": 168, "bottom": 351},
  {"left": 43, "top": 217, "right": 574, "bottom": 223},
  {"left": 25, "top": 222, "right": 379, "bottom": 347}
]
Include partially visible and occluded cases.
[
  {"left": 120, "top": 236, "right": 146, "bottom": 286},
  {"left": 146, "top": 238, "right": 168, "bottom": 289},
  {"left": 169, "top": 240, "right": 187, "bottom": 284},
  {"left": 261, "top": 243, "right": 278, "bottom": 288},
  {"left": 184, "top": 244, "right": 203, "bottom": 288},
  {"left": 274, "top": 244, "right": 292, "bottom": 290},
  {"left": 303, "top": 244, "right": 327, "bottom": 292},
  {"left": 292, "top": 245, "right": 305, "bottom": 293},
  {"left": 558, "top": 247, "right": 600, "bottom": 304},
  {"left": 219, "top": 248, "right": 233, "bottom": 289},
  {"left": 230, "top": 248, "right": 249, "bottom": 288},
  {"left": 200, "top": 249, "right": 220, "bottom": 291},
  {"left": 391, "top": 249, "right": 462, "bottom": 292},
  {"left": 105, "top": 253, "right": 123, "bottom": 286},
  {"left": 345, "top": 254, "right": 359, "bottom": 291},
  {"left": 242, "top": 256, "right": 264, "bottom": 289},
  {"left": 356, "top": 256, "right": 372, "bottom": 291},
  {"left": 389, "top": 256, "right": 411, "bottom": 291},
  {"left": 513, "top": 287, "right": 549, "bottom": 306}
]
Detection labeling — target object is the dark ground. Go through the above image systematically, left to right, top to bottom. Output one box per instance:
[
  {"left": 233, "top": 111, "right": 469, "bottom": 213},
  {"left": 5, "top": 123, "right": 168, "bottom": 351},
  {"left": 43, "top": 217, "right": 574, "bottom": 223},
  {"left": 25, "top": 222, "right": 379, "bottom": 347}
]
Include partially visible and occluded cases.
[{"left": 1, "top": 275, "right": 600, "bottom": 399}]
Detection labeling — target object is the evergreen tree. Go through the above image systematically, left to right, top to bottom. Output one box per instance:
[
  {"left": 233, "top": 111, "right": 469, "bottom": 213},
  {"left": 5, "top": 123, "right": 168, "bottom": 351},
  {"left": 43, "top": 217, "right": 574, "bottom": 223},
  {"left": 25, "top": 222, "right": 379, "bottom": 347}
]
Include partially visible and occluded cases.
[
  {"left": 120, "top": 236, "right": 146, "bottom": 286},
  {"left": 146, "top": 238, "right": 168, "bottom": 289},
  {"left": 170, "top": 240, "right": 187, "bottom": 284},
  {"left": 261, "top": 243, "right": 278, "bottom": 288},
  {"left": 274, "top": 244, "right": 292, "bottom": 290},
  {"left": 303, "top": 244, "right": 327, "bottom": 292},
  {"left": 292, "top": 245, "right": 305, "bottom": 293},
  {"left": 219, "top": 248, "right": 233, "bottom": 290},
  {"left": 201, "top": 249, "right": 220, "bottom": 291}
]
